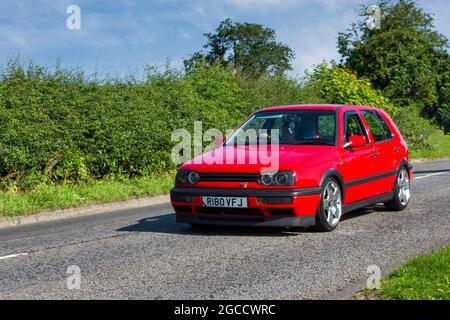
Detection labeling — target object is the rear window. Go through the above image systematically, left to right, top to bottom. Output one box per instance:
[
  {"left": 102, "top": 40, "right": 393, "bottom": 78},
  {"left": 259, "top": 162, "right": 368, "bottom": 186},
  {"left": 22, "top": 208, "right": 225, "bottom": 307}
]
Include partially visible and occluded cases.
[
  {"left": 361, "top": 110, "right": 393, "bottom": 142},
  {"left": 374, "top": 112, "right": 393, "bottom": 140}
]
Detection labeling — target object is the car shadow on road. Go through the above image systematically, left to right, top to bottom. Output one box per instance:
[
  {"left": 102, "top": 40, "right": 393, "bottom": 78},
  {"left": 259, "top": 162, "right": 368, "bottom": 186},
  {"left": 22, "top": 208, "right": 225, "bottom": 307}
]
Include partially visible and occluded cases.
[
  {"left": 116, "top": 205, "right": 387, "bottom": 237},
  {"left": 341, "top": 205, "right": 386, "bottom": 221},
  {"left": 116, "top": 213, "right": 313, "bottom": 237}
]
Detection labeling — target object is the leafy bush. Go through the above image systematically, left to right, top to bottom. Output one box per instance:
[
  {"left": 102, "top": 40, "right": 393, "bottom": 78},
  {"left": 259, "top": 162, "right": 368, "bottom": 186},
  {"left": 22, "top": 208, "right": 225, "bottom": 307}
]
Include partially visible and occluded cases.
[
  {"left": 0, "top": 59, "right": 438, "bottom": 191},
  {"left": 0, "top": 60, "right": 254, "bottom": 189},
  {"left": 307, "top": 64, "right": 399, "bottom": 116},
  {"left": 436, "top": 72, "right": 450, "bottom": 133},
  {"left": 238, "top": 74, "right": 322, "bottom": 109},
  {"left": 395, "top": 106, "right": 436, "bottom": 151}
]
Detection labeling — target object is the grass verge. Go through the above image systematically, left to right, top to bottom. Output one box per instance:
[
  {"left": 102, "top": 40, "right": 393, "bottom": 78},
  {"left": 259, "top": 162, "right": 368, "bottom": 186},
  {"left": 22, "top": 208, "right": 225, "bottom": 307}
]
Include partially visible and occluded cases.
[
  {"left": 410, "top": 131, "right": 450, "bottom": 160},
  {"left": 0, "top": 173, "right": 174, "bottom": 217},
  {"left": 354, "top": 245, "right": 450, "bottom": 300}
]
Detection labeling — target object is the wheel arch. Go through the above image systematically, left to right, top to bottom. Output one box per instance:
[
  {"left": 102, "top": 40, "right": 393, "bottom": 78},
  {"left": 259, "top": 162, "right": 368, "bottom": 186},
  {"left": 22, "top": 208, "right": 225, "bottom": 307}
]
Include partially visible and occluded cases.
[
  {"left": 393, "top": 159, "right": 412, "bottom": 191},
  {"left": 397, "top": 159, "right": 411, "bottom": 172},
  {"left": 320, "top": 169, "right": 345, "bottom": 201}
]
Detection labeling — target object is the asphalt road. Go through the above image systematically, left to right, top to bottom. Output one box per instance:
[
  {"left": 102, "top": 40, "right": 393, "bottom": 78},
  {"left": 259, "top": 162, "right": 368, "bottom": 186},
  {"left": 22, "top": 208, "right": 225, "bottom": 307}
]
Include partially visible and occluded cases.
[{"left": 0, "top": 159, "right": 449, "bottom": 300}]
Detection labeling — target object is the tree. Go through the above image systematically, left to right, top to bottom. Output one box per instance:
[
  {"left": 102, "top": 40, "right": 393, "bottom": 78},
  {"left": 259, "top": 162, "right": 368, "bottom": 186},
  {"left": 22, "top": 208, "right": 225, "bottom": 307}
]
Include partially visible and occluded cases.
[
  {"left": 338, "top": 0, "right": 450, "bottom": 130},
  {"left": 184, "top": 19, "right": 295, "bottom": 78},
  {"left": 307, "top": 63, "right": 398, "bottom": 116},
  {"left": 436, "top": 67, "right": 450, "bottom": 132}
]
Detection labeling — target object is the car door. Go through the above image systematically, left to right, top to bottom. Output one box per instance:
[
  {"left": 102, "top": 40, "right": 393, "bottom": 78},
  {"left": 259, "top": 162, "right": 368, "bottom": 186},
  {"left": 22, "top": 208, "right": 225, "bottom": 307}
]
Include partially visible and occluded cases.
[
  {"left": 360, "top": 110, "right": 398, "bottom": 195},
  {"left": 340, "top": 111, "right": 378, "bottom": 204}
]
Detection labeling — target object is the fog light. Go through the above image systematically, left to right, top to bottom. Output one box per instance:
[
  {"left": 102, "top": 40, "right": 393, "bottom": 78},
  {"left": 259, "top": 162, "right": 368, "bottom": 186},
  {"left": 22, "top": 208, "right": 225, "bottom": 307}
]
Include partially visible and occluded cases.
[{"left": 171, "top": 195, "right": 195, "bottom": 203}]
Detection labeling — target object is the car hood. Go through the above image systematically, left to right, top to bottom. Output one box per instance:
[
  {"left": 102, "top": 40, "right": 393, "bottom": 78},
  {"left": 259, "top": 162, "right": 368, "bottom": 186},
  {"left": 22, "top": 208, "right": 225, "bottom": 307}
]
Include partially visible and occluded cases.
[{"left": 181, "top": 145, "right": 335, "bottom": 173}]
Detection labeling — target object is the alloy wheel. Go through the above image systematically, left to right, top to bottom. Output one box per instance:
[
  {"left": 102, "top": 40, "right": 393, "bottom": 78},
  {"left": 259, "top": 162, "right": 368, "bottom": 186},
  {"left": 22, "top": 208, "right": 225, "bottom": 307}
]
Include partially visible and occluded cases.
[
  {"left": 398, "top": 169, "right": 410, "bottom": 206},
  {"left": 323, "top": 181, "right": 342, "bottom": 227}
]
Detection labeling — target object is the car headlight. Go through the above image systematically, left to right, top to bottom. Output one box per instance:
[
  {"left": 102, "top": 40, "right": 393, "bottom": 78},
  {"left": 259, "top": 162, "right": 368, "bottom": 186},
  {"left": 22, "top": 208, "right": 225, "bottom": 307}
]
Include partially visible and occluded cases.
[
  {"left": 176, "top": 170, "right": 200, "bottom": 185},
  {"left": 188, "top": 171, "right": 200, "bottom": 184},
  {"left": 259, "top": 171, "right": 295, "bottom": 186},
  {"left": 260, "top": 174, "right": 274, "bottom": 186}
]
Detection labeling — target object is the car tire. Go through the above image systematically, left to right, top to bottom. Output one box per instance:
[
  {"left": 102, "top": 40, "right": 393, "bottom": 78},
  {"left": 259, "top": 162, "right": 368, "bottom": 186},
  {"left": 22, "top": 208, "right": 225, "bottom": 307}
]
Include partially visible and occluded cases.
[
  {"left": 384, "top": 167, "right": 411, "bottom": 211},
  {"left": 314, "top": 178, "right": 343, "bottom": 232}
]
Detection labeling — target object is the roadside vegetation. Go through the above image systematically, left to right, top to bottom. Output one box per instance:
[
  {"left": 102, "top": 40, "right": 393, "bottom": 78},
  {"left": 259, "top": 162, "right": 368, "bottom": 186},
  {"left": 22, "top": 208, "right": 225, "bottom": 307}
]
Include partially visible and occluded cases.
[
  {"left": 0, "top": 0, "right": 449, "bottom": 217},
  {"left": 410, "top": 131, "right": 450, "bottom": 160},
  {"left": 0, "top": 173, "right": 174, "bottom": 217},
  {"left": 355, "top": 245, "right": 450, "bottom": 300}
]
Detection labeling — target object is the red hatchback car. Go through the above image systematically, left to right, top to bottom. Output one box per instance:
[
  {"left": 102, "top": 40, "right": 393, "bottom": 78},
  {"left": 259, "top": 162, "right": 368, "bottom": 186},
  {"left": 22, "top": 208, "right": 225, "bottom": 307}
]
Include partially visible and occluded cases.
[{"left": 170, "top": 105, "right": 413, "bottom": 231}]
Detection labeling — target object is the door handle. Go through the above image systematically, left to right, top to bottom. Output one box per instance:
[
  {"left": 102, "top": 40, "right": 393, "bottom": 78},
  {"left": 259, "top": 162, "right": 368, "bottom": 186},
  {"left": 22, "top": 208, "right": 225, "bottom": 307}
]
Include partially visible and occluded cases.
[
  {"left": 393, "top": 147, "right": 401, "bottom": 152},
  {"left": 371, "top": 153, "right": 380, "bottom": 158}
]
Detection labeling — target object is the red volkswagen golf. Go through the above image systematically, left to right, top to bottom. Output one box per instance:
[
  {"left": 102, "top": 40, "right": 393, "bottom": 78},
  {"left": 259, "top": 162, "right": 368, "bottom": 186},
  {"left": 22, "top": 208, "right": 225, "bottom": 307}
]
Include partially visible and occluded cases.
[{"left": 171, "top": 105, "right": 412, "bottom": 231}]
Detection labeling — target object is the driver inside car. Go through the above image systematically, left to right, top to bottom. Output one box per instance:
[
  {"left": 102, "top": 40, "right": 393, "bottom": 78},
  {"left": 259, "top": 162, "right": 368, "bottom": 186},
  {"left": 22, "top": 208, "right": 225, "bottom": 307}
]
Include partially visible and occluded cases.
[{"left": 281, "top": 120, "right": 300, "bottom": 144}]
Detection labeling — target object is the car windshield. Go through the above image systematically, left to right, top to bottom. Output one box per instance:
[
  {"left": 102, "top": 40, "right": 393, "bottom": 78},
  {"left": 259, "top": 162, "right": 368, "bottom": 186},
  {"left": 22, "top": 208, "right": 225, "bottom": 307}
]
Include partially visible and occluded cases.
[{"left": 226, "top": 110, "right": 336, "bottom": 146}]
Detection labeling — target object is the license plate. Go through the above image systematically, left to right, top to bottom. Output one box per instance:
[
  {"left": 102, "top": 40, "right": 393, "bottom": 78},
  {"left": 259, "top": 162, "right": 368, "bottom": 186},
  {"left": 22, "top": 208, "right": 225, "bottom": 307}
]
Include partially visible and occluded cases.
[{"left": 202, "top": 197, "right": 248, "bottom": 208}]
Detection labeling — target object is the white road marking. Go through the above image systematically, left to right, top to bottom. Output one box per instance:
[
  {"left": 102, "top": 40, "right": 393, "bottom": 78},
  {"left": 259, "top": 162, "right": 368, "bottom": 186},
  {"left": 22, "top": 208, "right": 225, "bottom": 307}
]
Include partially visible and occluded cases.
[
  {"left": 414, "top": 171, "right": 450, "bottom": 180},
  {"left": 0, "top": 253, "right": 28, "bottom": 261}
]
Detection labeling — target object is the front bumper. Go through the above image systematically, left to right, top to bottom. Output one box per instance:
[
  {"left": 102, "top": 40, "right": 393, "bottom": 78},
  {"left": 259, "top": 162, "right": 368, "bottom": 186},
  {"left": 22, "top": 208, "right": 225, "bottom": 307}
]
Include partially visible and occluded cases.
[
  {"left": 170, "top": 187, "right": 321, "bottom": 227},
  {"left": 176, "top": 213, "right": 316, "bottom": 227}
]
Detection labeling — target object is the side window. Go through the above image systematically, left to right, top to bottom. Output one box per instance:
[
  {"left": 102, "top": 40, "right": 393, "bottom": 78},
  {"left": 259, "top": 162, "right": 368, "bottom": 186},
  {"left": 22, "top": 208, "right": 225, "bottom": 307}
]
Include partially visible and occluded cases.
[
  {"left": 361, "top": 110, "right": 392, "bottom": 142},
  {"left": 344, "top": 112, "right": 369, "bottom": 143}
]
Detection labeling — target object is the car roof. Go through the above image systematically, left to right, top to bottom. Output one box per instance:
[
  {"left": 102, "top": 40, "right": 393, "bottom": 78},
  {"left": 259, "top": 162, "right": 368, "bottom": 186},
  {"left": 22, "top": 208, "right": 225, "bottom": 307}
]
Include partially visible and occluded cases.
[{"left": 259, "top": 104, "right": 378, "bottom": 112}]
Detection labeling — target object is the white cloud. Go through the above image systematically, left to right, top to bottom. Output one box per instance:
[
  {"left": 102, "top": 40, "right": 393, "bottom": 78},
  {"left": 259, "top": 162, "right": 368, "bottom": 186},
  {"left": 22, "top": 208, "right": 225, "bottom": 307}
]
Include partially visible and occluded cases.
[{"left": 276, "top": 7, "right": 359, "bottom": 74}]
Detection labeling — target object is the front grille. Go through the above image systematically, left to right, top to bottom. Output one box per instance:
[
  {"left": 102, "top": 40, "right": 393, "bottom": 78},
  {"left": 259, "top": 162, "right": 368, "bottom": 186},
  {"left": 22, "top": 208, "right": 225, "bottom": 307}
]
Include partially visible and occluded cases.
[
  {"left": 199, "top": 173, "right": 259, "bottom": 182},
  {"left": 171, "top": 195, "right": 195, "bottom": 203},
  {"left": 257, "top": 197, "right": 293, "bottom": 205},
  {"left": 196, "top": 207, "right": 264, "bottom": 217}
]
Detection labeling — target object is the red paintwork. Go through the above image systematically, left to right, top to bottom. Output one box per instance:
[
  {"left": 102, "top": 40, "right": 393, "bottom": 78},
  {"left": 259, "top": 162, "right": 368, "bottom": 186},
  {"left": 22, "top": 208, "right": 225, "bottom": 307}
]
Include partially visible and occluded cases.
[{"left": 171, "top": 105, "right": 410, "bottom": 220}]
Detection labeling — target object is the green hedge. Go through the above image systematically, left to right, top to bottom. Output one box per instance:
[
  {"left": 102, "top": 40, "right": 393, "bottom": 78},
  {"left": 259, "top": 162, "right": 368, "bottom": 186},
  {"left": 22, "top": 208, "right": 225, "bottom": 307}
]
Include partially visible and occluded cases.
[{"left": 0, "top": 60, "right": 432, "bottom": 191}]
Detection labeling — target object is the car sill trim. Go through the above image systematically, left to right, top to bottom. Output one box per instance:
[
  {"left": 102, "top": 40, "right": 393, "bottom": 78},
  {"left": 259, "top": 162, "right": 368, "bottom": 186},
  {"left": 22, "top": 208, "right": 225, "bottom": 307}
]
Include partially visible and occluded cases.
[{"left": 343, "top": 192, "right": 394, "bottom": 214}]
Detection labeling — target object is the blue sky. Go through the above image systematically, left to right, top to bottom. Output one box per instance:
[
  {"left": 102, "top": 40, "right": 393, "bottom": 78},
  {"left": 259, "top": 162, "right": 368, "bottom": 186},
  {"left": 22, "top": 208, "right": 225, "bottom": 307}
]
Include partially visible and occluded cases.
[{"left": 1, "top": 0, "right": 449, "bottom": 78}]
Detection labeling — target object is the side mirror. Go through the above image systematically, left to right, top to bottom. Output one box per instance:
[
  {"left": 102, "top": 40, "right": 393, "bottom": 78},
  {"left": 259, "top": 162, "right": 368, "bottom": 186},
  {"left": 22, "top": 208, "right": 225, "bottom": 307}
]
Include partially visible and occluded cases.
[{"left": 345, "top": 135, "right": 366, "bottom": 149}]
